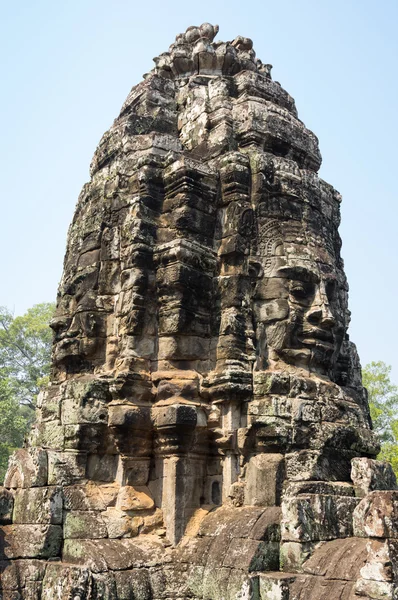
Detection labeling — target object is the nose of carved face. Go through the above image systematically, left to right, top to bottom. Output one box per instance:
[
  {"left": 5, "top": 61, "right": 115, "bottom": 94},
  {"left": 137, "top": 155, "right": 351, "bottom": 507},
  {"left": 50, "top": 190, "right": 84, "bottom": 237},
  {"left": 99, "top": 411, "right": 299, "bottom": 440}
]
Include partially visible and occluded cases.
[
  {"left": 301, "top": 288, "right": 337, "bottom": 356},
  {"left": 307, "top": 296, "right": 335, "bottom": 327}
]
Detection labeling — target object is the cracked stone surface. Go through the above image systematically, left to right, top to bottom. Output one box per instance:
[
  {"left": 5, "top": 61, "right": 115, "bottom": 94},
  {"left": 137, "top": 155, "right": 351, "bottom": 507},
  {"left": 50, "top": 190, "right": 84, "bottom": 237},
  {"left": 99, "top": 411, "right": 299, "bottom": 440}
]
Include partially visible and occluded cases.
[{"left": 1, "top": 23, "right": 397, "bottom": 600}]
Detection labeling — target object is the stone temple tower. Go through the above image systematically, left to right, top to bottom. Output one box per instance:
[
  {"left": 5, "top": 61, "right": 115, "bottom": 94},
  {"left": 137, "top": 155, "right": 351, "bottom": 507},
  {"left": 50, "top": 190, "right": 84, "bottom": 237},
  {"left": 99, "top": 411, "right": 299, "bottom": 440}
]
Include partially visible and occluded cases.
[{"left": 1, "top": 23, "right": 397, "bottom": 600}]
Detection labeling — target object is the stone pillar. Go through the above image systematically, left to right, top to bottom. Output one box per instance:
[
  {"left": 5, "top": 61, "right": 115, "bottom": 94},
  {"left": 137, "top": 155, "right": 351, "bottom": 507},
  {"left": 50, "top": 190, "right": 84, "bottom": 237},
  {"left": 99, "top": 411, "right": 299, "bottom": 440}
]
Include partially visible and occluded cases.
[{"left": 151, "top": 402, "right": 207, "bottom": 545}]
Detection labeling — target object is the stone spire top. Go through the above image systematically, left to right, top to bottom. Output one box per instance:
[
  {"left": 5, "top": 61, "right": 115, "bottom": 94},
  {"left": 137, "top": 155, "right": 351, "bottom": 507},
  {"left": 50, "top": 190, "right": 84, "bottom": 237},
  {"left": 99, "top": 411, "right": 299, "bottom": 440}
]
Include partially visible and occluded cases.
[{"left": 152, "top": 23, "right": 273, "bottom": 81}]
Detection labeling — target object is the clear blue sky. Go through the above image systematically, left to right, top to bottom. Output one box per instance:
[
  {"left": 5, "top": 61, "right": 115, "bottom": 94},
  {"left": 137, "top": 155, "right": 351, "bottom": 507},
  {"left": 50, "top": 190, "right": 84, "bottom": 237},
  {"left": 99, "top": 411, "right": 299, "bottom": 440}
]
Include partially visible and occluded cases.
[{"left": 2, "top": 0, "right": 397, "bottom": 378}]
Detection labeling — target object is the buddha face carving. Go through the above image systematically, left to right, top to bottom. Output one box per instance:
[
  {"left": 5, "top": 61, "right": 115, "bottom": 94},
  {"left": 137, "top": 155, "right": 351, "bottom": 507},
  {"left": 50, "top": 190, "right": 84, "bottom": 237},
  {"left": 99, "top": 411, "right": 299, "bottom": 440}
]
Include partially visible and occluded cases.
[
  {"left": 253, "top": 221, "right": 347, "bottom": 376},
  {"left": 51, "top": 305, "right": 106, "bottom": 367}
]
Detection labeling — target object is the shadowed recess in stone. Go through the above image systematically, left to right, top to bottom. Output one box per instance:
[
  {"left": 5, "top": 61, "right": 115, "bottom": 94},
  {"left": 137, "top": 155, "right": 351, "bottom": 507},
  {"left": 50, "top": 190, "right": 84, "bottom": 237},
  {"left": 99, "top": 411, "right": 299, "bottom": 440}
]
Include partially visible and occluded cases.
[{"left": 0, "top": 22, "right": 397, "bottom": 600}]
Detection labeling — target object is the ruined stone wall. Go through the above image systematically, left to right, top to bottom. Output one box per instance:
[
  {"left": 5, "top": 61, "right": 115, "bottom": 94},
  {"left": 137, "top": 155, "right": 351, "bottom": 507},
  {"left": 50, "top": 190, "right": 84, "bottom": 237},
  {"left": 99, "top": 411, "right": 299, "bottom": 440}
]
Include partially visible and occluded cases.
[{"left": 0, "top": 23, "right": 397, "bottom": 600}]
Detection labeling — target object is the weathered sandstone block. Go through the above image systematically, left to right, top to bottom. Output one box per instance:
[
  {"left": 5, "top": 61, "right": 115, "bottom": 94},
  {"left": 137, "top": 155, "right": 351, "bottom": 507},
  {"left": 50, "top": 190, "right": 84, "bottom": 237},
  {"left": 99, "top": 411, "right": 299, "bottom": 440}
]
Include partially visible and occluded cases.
[
  {"left": 4, "top": 448, "right": 47, "bottom": 489},
  {"left": 244, "top": 453, "right": 285, "bottom": 507},
  {"left": 351, "top": 457, "right": 397, "bottom": 497},
  {"left": 13, "top": 487, "right": 62, "bottom": 524},
  {"left": 0, "top": 488, "right": 14, "bottom": 524},
  {"left": 353, "top": 491, "right": 398, "bottom": 539},
  {"left": 281, "top": 493, "right": 359, "bottom": 542},
  {"left": 63, "top": 510, "right": 108, "bottom": 539},
  {"left": 0, "top": 524, "right": 62, "bottom": 559}
]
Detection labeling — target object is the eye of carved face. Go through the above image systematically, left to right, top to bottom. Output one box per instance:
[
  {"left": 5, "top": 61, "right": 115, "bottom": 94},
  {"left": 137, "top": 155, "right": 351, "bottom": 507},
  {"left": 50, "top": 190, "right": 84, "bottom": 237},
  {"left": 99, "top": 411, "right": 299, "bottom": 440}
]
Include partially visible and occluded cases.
[{"left": 289, "top": 281, "right": 316, "bottom": 303}]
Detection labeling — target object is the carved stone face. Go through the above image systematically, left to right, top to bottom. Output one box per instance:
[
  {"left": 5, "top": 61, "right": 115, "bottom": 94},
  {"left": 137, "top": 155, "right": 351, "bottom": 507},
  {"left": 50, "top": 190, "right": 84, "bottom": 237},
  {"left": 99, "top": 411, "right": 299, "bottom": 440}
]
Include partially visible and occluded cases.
[
  {"left": 254, "top": 260, "right": 346, "bottom": 376},
  {"left": 51, "top": 309, "right": 106, "bottom": 367}
]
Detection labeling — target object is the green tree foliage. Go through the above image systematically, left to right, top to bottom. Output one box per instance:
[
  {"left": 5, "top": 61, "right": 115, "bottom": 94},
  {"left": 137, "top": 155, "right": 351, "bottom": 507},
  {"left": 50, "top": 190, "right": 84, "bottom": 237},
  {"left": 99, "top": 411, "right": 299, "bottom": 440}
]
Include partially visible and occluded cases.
[
  {"left": 0, "top": 303, "right": 55, "bottom": 479},
  {"left": 0, "top": 303, "right": 55, "bottom": 409},
  {"left": 363, "top": 361, "right": 398, "bottom": 474},
  {"left": 0, "top": 379, "right": 29, "bottom": 481}
]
